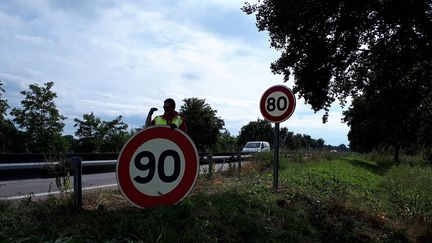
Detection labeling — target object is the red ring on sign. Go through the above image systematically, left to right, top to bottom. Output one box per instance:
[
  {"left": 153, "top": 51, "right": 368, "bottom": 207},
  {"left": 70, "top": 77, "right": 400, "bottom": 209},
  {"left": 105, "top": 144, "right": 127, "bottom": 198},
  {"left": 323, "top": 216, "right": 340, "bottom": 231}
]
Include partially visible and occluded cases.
[
  {"left": 260, "top": 85, "right": 296, "bottom": 123},
  {"left": 116, "top": 126, "right": 198, "bottom": 208}
]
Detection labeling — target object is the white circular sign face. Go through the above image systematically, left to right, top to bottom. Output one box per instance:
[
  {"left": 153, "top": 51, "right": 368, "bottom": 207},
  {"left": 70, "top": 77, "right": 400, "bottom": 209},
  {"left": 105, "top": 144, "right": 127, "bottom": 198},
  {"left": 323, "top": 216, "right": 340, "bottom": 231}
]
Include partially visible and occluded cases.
[
  {"left": 265, "top": 91, "right": 290, "bottom": 117},
  {"left": 130, "top": 138, "right": 185, "bottom": 196}
]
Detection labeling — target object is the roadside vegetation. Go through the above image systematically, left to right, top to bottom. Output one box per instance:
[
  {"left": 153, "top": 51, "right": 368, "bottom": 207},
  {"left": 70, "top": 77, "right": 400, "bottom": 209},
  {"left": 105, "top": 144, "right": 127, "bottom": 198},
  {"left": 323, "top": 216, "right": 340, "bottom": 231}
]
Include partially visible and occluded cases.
[{"left": 1, "top": 152, "right": 431, "bottom": 242}]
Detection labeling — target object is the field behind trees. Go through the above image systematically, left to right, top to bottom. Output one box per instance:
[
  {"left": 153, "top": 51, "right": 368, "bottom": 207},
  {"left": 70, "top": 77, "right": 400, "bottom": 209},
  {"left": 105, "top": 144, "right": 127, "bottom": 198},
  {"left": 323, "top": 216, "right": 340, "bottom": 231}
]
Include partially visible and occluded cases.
[{"left": 1, "top": 152, "right": 431, "bottom": 242}]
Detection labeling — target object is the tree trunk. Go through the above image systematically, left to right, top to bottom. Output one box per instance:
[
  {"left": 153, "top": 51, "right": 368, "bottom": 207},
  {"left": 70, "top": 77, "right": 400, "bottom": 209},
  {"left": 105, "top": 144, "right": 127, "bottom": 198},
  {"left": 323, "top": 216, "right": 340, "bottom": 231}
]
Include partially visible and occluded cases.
[{"left": 394, "top": 144, "right": 401, "bottom": 165}]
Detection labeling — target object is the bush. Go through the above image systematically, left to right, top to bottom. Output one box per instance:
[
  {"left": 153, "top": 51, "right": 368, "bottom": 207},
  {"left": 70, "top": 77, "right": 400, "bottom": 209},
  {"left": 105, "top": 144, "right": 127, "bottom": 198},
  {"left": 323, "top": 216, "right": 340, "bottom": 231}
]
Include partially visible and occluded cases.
[
  {"left": 367, "top": 149, "right": 431, "bottom": 167},
  {"left": 422, "top": 149, "right": 432, "bottom": 166},
  {"left": 252, "top": 151, "right": 273, "bottom": 168},
  {"left": 252, "top": 151, "right": 295, "bottom": 171},
  {"left": 367, "top": 151, "right": 395, "bottom": 168},
  {"left": 398, "top": 154, "right": 428, "bottom": 167},
  {"left": 381, "top": 165, "right": 432, "bottom": 224},
  {"left": 0, "top": 200, "right": 11, "bottom": 212}
]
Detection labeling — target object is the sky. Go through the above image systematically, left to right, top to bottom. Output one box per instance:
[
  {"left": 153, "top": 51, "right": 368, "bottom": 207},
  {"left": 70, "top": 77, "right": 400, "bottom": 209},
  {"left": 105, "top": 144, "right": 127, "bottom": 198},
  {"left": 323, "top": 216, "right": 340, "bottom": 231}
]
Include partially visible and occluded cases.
[{"left": 0, "top": 0, "right": 350, "bottom": 146}]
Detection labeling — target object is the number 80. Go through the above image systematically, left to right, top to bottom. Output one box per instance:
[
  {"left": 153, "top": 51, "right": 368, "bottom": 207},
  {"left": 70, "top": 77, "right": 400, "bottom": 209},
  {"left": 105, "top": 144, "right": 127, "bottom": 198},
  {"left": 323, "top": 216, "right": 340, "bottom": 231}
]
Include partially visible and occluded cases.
[{"left": 266, "top": 96, "right": 288, "bottom": 112}]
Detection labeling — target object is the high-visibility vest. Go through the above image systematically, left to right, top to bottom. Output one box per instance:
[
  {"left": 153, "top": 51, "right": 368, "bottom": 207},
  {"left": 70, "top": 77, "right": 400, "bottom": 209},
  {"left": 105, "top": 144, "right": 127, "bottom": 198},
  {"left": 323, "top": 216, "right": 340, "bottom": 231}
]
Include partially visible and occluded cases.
[{"left": 154, "top": 115, "right": 183, "bottom": 127}]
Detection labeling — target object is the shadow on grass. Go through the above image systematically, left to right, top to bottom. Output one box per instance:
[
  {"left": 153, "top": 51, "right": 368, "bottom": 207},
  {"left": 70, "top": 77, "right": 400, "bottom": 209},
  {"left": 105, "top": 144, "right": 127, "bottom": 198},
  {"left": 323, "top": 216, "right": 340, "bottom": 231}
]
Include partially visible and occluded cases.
[
  {"left": 342, "top": 158, "right": 389, "bottom": 176},
  {"left": 1, "top": 181, "right": 411, "bottom": 242},
  {"left": 0, "top": 190, "right": 318, "bottom": 242}
]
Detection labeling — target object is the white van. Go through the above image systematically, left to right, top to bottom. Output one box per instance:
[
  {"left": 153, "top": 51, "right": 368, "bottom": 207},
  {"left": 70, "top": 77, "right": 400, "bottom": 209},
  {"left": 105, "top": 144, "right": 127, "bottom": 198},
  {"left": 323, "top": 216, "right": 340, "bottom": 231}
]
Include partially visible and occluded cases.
[{"left": 241, "top": 141, "right": 271, "bottom": 153}]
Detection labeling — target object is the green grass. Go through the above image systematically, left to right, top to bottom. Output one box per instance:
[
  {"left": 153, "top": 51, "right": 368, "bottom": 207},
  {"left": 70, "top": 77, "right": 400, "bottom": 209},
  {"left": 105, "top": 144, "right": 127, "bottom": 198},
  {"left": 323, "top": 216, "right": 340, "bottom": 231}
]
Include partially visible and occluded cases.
[
  {"left": 1, "top": 153, "right": 431, "bottom": 242},
  {"left": 280, "top": 154, "right": 432, "bottom": 220},
  {"left": 282, "top": 157, "right": 383, "bottom": 197},
  {"left": 381, "top": 165, "right": 432, "bottom": 224},
  {"left": 0, "top": 179, "right": 319, "bottom": 242}
]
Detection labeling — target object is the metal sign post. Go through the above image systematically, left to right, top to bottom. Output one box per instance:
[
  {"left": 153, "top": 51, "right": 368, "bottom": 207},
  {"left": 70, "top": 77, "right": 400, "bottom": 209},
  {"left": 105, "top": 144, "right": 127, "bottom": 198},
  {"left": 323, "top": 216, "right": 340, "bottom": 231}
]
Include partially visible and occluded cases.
[
  {"left": 260, "top": 85, "right": 296, "bottom": 190},
  {"left": 273, "top": 123, "right": 280, "bottom": 189},
  {"left": 71, "top": 157, "right": 82, "bottom": 211}
]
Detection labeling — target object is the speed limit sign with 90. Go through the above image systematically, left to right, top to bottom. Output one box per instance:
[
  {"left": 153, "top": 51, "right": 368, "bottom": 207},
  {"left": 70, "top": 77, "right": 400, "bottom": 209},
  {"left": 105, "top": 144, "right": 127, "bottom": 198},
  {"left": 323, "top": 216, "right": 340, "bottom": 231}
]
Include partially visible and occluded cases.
[
  {"left": 260, "top": 85, "right": 296, "bottom": 123},
  {"left": 116, "top": 126, "right": 199, "bottom": 208}
]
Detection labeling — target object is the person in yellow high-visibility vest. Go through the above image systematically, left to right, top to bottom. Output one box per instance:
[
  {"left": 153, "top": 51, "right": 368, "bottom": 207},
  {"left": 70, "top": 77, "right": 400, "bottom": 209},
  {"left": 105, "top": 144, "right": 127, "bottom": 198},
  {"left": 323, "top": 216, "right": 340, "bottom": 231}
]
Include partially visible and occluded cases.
[{"left": 145, "top": 98, "right": 187, "bottom": 132}]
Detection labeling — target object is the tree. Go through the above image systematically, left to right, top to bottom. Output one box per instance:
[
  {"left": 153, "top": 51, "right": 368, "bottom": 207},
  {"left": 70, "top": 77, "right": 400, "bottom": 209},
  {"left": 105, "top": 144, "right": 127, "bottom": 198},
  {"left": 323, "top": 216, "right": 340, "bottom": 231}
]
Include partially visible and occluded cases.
[
  {"left": 243, "top": 0, "right": 432, "bottom": 162},
  {"left": 0, "top": 80, "right": 9, "bottom": 151},
  {"left": 0, "top": 81, "right": 23, "bottom": 153},
  {"left": 0, "top": 81, "right": 8, "bottom": 120},
  {"left": 10, "top": 82, "right": 66, "bottom": 153},
  {"left": 343, "top": 97, "right": 381, "bottom": 153},
  {"left": 179, "top": 98, "right": 225, "bottom": 152},
  {"left": 74, "top": 112, "right": 102, "bottom": 152},
  {"left": 74, "top": 113, "right": 129, "bottom": 153},
  {"left": 99, "top": 115, "right": 129, "bottom": 152},
  {"left": 238, "top": 118, "right": 326, "bottom": 152},
  {"left": 238, "top": 119, "right": 273, "bottom": 147},
  {"left": 129, "top": 124, "right": 146, "bottom": 136},
  {"left": 278, "top": 127, "right": 290, "bottom": 150},
  {"left": 279, "top": 127, "right": 323, "bottom": 151},
  {"left": 211, "top": 129, "right": 240, "bottom": 153},
  {"left": 281, "top": 129, "right": 297, "bottom": 150},
  {"left": 281, "top": 131, "right": 325, "bottom": 151},
  {"left": 291, "top": 133, "right": 304, "bottom": 151},
  {"left": 301, "top": 134, "right": 314, "bottom": 150},
  {"left": 62, "top": 135, "right": 77, "bottom": 153},
  {"left": 316, "top": 139, "right": 325, "bottom": 149},
  {"left": 337, "top": 144, "right": 349, "bottom": 152}
]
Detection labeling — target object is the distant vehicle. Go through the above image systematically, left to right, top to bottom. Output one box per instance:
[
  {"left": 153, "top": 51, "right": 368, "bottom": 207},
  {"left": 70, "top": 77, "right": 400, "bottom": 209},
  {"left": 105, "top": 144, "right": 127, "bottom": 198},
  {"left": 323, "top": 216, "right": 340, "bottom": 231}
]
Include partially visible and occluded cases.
[{"left": 241, "top": 141, "right": 271, "bottom": 153}]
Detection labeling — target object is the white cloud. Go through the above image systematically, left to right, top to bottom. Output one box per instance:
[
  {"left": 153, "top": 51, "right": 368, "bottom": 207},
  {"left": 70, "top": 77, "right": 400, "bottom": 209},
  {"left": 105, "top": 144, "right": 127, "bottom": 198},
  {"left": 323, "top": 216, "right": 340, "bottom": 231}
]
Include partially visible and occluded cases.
[{"left": 0, "top": 0, "right": 349, "bottom": 146}]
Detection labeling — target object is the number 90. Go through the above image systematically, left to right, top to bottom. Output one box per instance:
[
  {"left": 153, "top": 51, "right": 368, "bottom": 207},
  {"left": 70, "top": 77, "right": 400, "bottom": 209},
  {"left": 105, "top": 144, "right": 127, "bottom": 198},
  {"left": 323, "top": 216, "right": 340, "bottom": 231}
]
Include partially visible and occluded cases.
[{"left": 133, "top": 150, "right": 181, "bottom": 184}]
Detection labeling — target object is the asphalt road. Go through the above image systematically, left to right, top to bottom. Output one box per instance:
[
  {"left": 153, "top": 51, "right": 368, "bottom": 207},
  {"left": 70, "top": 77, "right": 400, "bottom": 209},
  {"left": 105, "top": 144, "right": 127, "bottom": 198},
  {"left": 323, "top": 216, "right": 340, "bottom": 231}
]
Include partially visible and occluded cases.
[{"left": 0, "top": 162, "right": 243, "bottom": 200}]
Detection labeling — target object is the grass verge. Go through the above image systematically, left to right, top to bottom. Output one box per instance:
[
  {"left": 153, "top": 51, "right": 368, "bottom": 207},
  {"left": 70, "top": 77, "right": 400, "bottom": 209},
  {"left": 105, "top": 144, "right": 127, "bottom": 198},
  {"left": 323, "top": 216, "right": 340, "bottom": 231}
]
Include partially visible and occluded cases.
[{"left": 1, "top": 153, "right": 431, "bottom": 242}]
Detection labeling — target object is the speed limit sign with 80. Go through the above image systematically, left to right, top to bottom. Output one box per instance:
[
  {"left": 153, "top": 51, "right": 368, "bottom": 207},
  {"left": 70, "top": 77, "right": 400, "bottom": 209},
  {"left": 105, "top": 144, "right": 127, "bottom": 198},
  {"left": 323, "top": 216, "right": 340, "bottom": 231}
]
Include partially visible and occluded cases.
[{"left": 260, "top": 85, "right": 296, "bottom": 123}]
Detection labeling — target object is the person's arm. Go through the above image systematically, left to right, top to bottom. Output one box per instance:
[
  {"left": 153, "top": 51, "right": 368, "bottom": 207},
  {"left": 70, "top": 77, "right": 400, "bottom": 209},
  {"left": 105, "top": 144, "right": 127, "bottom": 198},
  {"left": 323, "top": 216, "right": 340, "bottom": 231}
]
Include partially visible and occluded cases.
[{"left": 145, "top": 107, "right": 158, "bottom": 127}]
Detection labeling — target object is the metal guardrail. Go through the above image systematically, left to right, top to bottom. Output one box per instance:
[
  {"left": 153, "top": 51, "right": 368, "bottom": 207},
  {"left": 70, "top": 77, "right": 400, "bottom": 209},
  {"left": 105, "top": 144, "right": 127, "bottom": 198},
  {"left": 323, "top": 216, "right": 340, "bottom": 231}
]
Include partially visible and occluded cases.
[
  {"left": 0, "top": 154, "right": 254, "bottom": 207},
  {"left": 0, "top": 155, "right": 253, "bottom": 171},
  {"left": 0, "top": 160, "right": 116, "bottom": 170}
]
